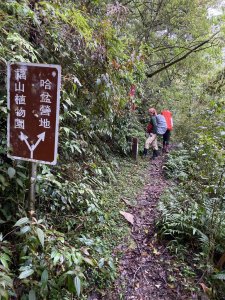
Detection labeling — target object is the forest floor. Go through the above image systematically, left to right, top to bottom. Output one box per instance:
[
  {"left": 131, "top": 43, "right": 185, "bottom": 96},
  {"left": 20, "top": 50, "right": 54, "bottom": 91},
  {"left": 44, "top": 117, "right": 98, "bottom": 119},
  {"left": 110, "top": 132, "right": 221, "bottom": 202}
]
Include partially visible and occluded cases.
[{"left": 97, "top": 152, "right": 201, "bottom": 300}]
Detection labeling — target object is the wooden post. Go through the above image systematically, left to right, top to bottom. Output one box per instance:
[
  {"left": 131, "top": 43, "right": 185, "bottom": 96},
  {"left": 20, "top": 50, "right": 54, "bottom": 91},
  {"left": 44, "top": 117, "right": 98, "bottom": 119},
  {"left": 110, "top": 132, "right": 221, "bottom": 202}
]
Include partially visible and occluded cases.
[
  {"left": 131, "top": 137, "right": 138, "bottom": 160},
  {"left": 29, "top": 162, "right": 37, "bottom": 212}
]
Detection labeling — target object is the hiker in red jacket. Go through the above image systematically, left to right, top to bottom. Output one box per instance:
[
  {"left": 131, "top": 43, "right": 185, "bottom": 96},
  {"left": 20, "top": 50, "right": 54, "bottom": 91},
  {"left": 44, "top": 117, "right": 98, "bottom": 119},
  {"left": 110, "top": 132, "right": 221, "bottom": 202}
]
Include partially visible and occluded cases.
[{"left": 161, "top": 110, "right": 173, "bottom": 153}]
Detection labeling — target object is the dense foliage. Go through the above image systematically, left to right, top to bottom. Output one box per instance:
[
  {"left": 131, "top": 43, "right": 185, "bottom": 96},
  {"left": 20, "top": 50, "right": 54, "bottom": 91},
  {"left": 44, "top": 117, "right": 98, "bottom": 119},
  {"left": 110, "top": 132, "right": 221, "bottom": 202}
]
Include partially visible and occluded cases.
[
  {"left": 0, "top": 0, "right": 225, "bottom": 299},
  {"left": 0, "top": 1, "right": 146, "bottom": 298},
  {"left": 158, "top": 97, "right": 225, "bottom": 298}
]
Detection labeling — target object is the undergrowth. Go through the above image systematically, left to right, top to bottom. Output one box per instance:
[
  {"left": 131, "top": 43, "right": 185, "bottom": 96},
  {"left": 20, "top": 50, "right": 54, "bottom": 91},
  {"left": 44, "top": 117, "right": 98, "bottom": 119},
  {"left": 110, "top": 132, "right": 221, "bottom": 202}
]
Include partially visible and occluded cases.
[
  {"left": 157, "top": 147, "right": 225, "bottom": 300},
  {"left": 0, "top": 156, "right": 149, "bottom": 299}
]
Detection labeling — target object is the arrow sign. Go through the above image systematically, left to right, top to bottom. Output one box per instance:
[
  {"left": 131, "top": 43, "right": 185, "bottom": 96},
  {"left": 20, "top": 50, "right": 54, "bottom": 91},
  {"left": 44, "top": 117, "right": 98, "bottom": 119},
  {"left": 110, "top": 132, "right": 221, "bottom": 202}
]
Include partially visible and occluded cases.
[
  {"left": 7, "top": 62, "right": 61, "bottom": 164},
  {"left": 19, "top": 131, "right": 46, "bottom": 159},
  {"left": 19, "top": 132, "right": 32, "bottom": 152},
  {"left": 31, "top": 132, "right": 46, "bottom": 151}
]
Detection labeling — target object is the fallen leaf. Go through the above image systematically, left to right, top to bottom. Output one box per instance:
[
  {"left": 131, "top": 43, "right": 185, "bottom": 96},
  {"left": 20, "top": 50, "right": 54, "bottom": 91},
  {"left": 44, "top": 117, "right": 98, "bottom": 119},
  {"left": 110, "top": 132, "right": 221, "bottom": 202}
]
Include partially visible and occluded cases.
[
  {"left": 119, "top": 211, "right": 134, "bottom": 225},
  {"left": 148, "top": 243, "right": 160, "bottom": 255},
  {"left": 153, "top": 247, "right": 160, "bottom": 255},
  {"left": 168, "top": 283, "right": 175, "bottom": 289},
  {"left": 199, "top": 283, "right": 212, "bottom": 295}
]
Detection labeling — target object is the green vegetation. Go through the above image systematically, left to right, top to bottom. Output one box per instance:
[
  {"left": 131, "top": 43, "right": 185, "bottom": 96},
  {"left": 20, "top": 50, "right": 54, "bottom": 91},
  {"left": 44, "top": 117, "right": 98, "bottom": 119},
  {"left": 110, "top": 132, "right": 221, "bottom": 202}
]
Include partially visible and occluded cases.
[
  {"left": 1, "top": 0, "right": 225, "bottom": 299},
  {"left": 158, "top": 98, "right": 225, "bottom": 299},
  {"left": 0, "top": 151, "right": 149, "bottom": 299}
]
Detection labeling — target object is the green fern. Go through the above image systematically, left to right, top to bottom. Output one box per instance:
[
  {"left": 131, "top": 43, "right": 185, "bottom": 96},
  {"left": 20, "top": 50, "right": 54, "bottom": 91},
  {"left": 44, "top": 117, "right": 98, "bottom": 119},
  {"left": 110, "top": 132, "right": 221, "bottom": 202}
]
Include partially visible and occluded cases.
[{"left": 213, "top": 272, "right": 225, "bottom": 281}]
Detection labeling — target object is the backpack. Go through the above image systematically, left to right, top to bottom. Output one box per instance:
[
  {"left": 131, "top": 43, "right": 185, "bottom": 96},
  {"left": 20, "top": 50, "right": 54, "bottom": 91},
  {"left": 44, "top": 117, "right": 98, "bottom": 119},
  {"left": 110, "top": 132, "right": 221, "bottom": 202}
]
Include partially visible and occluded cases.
[
  {"left": 161, "top": 110, "right": 173, "bottom": 131},
  {"left": 156, "top": 114, "right": 167, "bottom": 135},
  {"left": 146, "top": 123, "right": 153, "bottom": 133}
]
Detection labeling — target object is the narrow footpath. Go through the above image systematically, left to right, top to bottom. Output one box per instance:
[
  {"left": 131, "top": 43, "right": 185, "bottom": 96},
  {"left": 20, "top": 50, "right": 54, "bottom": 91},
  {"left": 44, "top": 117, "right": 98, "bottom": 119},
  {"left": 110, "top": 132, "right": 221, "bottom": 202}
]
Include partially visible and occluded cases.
[{"left": 103, "top": 154, "right": 198, "bottom": 300}]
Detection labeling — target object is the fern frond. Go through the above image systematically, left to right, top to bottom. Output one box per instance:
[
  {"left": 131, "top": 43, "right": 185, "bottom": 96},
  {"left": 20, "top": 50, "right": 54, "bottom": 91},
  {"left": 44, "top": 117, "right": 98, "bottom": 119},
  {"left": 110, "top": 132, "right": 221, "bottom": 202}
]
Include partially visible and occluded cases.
[{"left": 213, "top": 272, "right": 225, "bottom": 281}]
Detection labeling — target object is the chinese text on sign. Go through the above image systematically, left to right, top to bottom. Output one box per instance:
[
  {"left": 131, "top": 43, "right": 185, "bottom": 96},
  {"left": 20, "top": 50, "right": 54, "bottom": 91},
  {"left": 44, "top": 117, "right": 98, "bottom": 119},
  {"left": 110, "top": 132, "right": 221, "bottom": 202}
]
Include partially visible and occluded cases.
[{"left": 7, "top": 62, "right": 61, "bottom": 164}]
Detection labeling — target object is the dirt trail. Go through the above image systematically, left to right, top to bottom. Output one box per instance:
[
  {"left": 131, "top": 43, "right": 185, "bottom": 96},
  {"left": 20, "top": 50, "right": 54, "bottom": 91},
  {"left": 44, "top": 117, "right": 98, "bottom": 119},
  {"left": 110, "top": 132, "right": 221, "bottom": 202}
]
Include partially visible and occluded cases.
[{"left": 102, "top": 154, "right": 197, "bottom": 300}]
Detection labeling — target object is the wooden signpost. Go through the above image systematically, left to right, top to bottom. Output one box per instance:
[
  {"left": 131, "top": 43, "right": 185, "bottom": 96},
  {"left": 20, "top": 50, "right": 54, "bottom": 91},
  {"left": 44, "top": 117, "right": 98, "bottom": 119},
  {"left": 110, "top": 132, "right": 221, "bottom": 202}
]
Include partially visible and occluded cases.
[
  {"left": 7, "top": 62, "right": 61, "bottom": 210},
  {"left": 132, "top": 137, "right": 138, "bottom": 160}
]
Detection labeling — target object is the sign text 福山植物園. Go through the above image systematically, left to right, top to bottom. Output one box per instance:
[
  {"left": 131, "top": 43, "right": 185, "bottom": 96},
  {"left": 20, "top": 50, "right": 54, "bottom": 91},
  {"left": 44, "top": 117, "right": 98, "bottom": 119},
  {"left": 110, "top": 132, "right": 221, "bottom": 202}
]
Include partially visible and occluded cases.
[{"left": 7, "top": 62, "right": 61, "bottom": 165}]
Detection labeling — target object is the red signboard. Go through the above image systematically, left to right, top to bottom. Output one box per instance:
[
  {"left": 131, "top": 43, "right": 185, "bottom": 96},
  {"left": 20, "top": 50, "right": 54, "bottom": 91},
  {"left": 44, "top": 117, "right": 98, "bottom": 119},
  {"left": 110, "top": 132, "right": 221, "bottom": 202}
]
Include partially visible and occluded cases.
[{"left": 7, "top": 62, "right": 61, "bottom": 165}]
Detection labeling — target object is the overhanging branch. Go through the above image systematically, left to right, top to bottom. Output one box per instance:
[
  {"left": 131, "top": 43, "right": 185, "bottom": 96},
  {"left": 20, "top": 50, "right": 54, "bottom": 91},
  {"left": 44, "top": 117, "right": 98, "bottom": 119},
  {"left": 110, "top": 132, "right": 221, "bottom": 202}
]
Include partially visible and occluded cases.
[{"left": 146, "top": 31, "right": 220, "bottom": 78}]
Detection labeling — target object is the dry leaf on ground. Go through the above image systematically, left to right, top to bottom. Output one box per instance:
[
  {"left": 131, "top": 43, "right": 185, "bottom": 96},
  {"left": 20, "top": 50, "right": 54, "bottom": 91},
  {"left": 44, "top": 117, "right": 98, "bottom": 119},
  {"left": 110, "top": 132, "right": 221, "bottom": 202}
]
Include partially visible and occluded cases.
[{"left": 119, "top": 211, "right": 134, "bottom": 225}]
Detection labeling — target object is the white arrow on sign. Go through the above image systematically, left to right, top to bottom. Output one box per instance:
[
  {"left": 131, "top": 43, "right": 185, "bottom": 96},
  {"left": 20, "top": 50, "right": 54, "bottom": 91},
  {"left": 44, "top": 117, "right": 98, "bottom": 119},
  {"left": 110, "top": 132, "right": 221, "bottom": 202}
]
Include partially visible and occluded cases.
[
  {"left": 19, "top": 131, "right": 46, "bottom": 159},
  {"left": 19, "top": 132, "right": 32, "bottom": 151},
  {"left": 31, "top": 132, "right": 46, "bottom": 151}
]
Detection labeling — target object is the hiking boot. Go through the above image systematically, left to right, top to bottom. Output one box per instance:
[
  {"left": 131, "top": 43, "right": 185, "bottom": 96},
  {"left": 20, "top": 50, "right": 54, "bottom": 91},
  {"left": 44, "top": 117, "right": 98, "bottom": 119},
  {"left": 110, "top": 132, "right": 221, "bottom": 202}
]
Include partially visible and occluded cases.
[
  {"left": 163, "top": 144, "right": 169, "bottom": 153},
  {"left": 165, "top": 145, "right": 169, "bottom": 153},
  {"left": 142, "top": 148, "right": 148, "bottom": 157},
  {"left": 151, "top": 149, "right": 158, "bottom": 160}
]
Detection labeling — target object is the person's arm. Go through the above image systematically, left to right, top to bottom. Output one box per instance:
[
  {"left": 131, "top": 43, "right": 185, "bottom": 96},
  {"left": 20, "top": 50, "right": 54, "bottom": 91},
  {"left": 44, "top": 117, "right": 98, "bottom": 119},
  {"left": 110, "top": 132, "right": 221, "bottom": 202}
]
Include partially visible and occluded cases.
[{"left": 151, "top": 116, "right": 157, "bottom": 134}]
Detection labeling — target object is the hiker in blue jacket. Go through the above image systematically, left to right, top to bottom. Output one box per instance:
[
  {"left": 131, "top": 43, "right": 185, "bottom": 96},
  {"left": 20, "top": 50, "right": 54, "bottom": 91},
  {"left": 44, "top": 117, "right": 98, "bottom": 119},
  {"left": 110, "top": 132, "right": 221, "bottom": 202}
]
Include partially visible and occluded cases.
[{"left": 143, "top": 108, "right": 159, "bottom": 159}]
